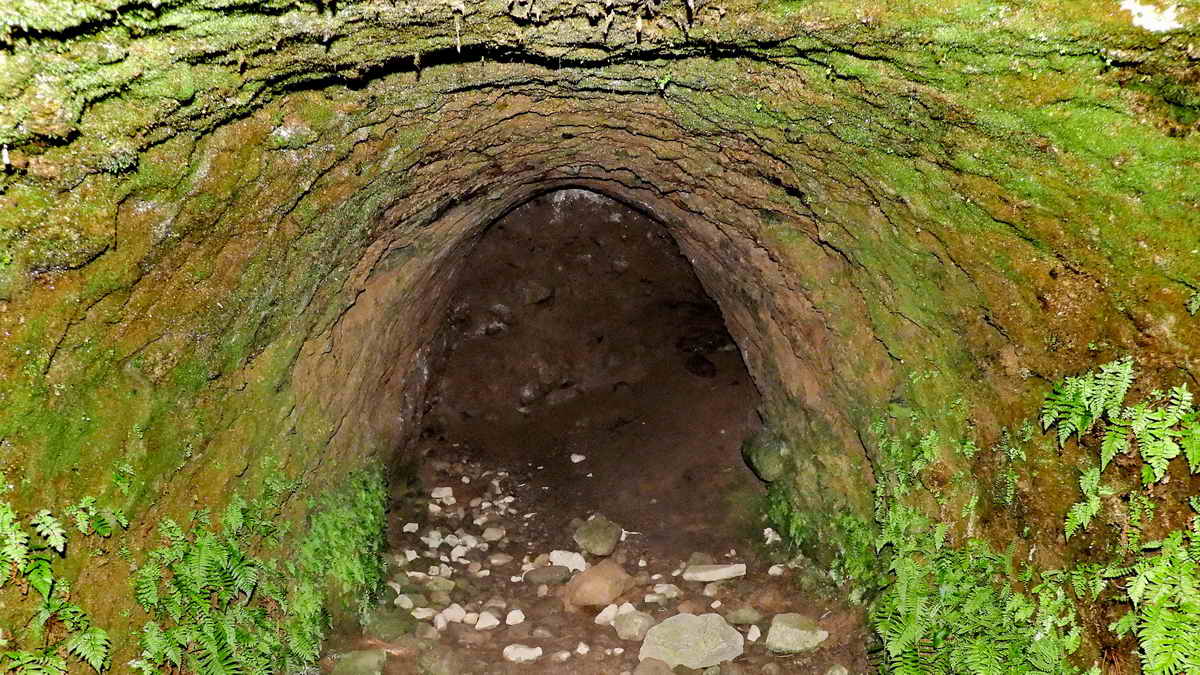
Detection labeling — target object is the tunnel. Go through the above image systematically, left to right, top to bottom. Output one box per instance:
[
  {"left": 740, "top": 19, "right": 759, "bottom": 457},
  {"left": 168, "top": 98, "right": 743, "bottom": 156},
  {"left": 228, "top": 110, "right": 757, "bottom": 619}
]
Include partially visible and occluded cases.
[{"left": 1, "top": 1, "right": 1199, "bottom": 674}]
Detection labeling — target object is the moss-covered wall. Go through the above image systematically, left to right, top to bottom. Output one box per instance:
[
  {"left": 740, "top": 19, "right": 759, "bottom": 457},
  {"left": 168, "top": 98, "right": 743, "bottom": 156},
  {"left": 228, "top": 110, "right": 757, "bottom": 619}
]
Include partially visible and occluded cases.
[{"left": 1, "top": 0, "right": 1198, "bottom": 666}]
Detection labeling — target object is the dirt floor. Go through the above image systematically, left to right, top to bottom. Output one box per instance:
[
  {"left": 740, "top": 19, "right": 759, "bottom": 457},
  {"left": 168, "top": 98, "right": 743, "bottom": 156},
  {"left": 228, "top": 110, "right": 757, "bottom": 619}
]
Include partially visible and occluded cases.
[{"left": 321, "top": 190, "right": 869, "bottom": 674}]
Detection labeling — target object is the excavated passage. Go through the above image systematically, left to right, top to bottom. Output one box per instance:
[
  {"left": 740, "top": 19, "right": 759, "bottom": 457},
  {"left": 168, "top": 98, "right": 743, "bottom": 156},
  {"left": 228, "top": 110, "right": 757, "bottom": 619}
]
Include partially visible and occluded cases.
[
  {"left": 419, "top": 188, "right": 763, "bottom": 555},
  {"left": 326, "top": 189, "right": 871, "bottom": 673}
]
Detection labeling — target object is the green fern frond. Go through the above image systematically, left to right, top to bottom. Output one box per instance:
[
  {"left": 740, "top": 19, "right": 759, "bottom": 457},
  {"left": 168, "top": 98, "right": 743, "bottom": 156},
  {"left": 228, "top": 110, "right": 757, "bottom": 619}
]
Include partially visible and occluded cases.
[
  {"left": 30, "top": 511, "right": 67, "bottom": 553},
  {"left": 66, "top": 627, "right": 110, "bottom": 673}
]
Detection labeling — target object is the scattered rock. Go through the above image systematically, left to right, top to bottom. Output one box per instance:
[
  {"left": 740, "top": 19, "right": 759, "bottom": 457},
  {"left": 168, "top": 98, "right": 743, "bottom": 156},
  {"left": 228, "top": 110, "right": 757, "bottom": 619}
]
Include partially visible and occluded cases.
[
  {"left": 573, "top": 514, "right": 623, "bottom": 556},
  {"left": 482, "top": 527, "right": 506, "bottom": 542},
  {"left": 549, "top": 550, "right": 588, "bottom": 571},
  {"left": 564, "top": 559, "right": 634, "bottom": 607},
  {"left": 683, "top": 563, "right": 746, "bottom": 582},
  {"left": 524, "top": 565, "right": 573, "bottom": 585},
  {"left": 595, "top": 603, "right": 620, "bottom": 625},
  {"left": 725, "top": 607, "right": 762, "bottom": 625},
  {"left": 363, "top": 608, "right": 415, "bottom": 642},
  {"left": 505, "top": 609, "right": 526, "bottom": 625},
  {"left": 613, "top": 610, "right": 656, "bottom": 641},
  {"left": 475, "top": 612, "right": 500, "bottom": 630},
  {"left": 638, "top": 613, "right": 744, "bottom": 669},
  {"left": 765, "top": 613, "right": 829, "bottom": 653},
  {"left": 746, "top": 625, "right": 761, "bottom": 642},
  {"left": 502, "top": 644, "right": 543, "bottom": 663},
  {"left": 332, "top": 649, "right": 387, "bottom": 675},
  {"left": 826, "top": 665, "right": 850, "bottom": 675}
]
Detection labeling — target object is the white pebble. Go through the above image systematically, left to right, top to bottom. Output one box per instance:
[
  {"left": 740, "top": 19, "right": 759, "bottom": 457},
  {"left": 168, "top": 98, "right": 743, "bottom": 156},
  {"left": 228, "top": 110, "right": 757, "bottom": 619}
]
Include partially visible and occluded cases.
[
  {"left": 570, "top": 454, "right": 586, "bottom": 463},
  {"left": 403, "top": 522, "right": 419, "bottom": 533},
  {"left": 549, "top": 550, "right": 587, "bottom": 572},
  {"left": 768, "top": 564, "right": 785, "bottom": 576},
  {"left": 710, "top": 600, "right": 722, "bottom": 609},
  {"left": 441, "top": 603, "right": 466, "bottom": 622},
  {"left": 595, "top": 604, "right": 619, "bottom": 625},
  {"left": 412, "top": 608, "right": 436, "bottom": 620},
  {"left": 506, "top": 609, "right": 526, "bottom": 626},
  {"left": 475, "top": 612, "right": 501, "bottom": 630},
  {"left": 747, "top": 625, "right": 761, "bottom": 642},
  {"left": 575, "top": 642, "right": 590, "bottom": 655},
  {"left": 502, "top": 645, "right": 542, "bottom": 663}
]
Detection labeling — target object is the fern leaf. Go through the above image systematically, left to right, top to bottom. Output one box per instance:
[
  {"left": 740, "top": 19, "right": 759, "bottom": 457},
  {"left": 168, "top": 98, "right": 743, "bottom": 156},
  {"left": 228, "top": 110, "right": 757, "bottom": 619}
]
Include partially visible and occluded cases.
[
  {"left": 1181, "top": 415, "right": 1200, "bottom": 474},
  {"left": 1101, "top": 419, "right": 1131, "bottom": 471},
  {"left": 30, "top": 511, "right": 67, "bottom": 553},
  {"left": 133, "top": 559, "right": 162, "bottom": 611},
  {"left": 66, "top": 626, "right": 110, "bottom": 673}
]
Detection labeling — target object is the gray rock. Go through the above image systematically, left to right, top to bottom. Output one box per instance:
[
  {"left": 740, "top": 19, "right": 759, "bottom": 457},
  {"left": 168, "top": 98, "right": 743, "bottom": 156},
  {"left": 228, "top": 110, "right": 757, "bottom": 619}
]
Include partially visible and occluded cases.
[
  {"left": 741, "top": 432, "right": 790, "bottom": 482},
  {"left": 574, "top": 515, "right": 623, "bottom": 556},
  {"left": 682, "top": 563, "right": 745, "bottom": 582},
  {"left": 524, "top": 564, "right": 573, "bottom": 585},
  {"left": 724, "top": 607, "right": 762, "bottom": 625},
  {"left": 362, "top": 608, "right": 415, "bottom": 642},
  {"left": 613, "top": 610, "right": 656, "bottom": 641},
  {"left": 639, "top": 613, "right": 744, "bottom": 669},
  {"left": 765, "top": 613, "right": 829, "bottom": 653},
  {"left": 417, "top": 645, "right": 466, "bottom": 675},
  {"left": 332, "top": 649, "right": 387, "bottom": 675},
  {"left": 826, "top": 666, "right": 850, "bottom": 675}
]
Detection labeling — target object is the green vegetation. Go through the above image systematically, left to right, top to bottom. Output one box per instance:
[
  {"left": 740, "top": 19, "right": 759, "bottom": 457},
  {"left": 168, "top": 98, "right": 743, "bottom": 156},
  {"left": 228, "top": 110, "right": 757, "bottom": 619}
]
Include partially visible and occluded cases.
[
  {"left": 1041, "top": 358, "right": 1200, "bottom": 675},
  {"left": 1, "top": 469, "right": 386, "bottom": 675},
  {"left": 130, "top": 471, "right": 386, "bottom": 674},
  {"left": 1, "top": 499, "right": 126, "bottom": 673},
  {"left": 872, "top": 504, "right": 1087, "bottom": 675}
]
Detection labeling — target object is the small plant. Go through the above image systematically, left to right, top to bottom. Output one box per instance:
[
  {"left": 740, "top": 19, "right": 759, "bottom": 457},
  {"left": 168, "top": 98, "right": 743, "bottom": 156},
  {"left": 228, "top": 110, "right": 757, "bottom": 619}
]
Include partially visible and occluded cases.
[
  {"left": 1186, "top": 290, "right": 1200, "bottom": 316},
  {"left": 1064, "top": 467, "right": 1112, "bottom": 540},
  {"left": 1, "top": 501, "right": 116, "bottom": 674}
]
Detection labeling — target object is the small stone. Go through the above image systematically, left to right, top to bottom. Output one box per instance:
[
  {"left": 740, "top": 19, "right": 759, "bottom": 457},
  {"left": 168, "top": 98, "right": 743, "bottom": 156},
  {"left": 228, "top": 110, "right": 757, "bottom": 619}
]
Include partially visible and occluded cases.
[
  {"left": 570, "top": 454, "right": 587, "bottom": 463},
  {"left": 574, "top": 515, "right": 624, "bottom": 556},
  {"left": 403, "top": 523, "right": 419, "bottom": 533},
  {"left": 482, "top": 527, "right": 506, "bottom": 542},
  {"left": 549, "top": 550, "right": 588, "bottom": 572},
  {"left": 489, "top": 552, "right": 514, "bottom": 566},
  {"left": 564, "top": 559, "right": 634, "bottom": 607},
  {"left": 682, "top": 564, "right": 746, "bottom": 582},
  {"left": 767, "top": 564, "right": 785, "bottom": 576},
  {"left": 524, "top": 565, "right": 573, "bottom": 585},
  {"left": 703, "top": 582, "right": 721, "bottom": 597},
  {"left": 653, "top": 583, "right": 681, "bottom": 599},
  {"left": 537, "top": 584, "right": 549, "bottom": 597},
  {"left": 395, "top": 594, "right": 414, "bottom": 610},
  {"left": 595, "top": 603, "right": 620, "bottom": 625},
  {"left": 441, "top": 604, "right": 466, "bottom": 623},
  {"left": 725, "top": 607, "right": 762, "bottom": 625},
  {"left": 412, "top": 608, "right": 436, "bottom": 620},
  {"left": 506, "top": 609, "right": 526, "bottom": 625},
  {"left": 613, "top": 610, "right": 657, "bottom": 641},
  {"left": 464, "top": 612, "right": 479, "bottom": 625},
  {"left": 475, "top": 612, "right": 501, "bottom": 630},
  {"left": 639, "top": 613, "right": 744, "bottom": 669},
  {"left": 765, "top": 613, "right": 829, "bottom": 653},
  {"left": 746, "top": 625, "right": 761, "bottom": 642},
  {"left": 576, "top": 642, "right": 590, "bottom": 655},
  {"left": 502, "top": 644, "right": 543, "bottom": 663},
  {"left": 551, "top": 650, "right": 573, "bottom": 662},
  {"left": 826, "top": 665, "right": 849, "bottom": 675}
]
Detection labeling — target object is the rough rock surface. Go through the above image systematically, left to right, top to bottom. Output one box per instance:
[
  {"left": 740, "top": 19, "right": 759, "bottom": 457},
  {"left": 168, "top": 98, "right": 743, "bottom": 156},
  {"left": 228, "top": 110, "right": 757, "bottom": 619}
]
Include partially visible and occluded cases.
[
  {"left": 573, "top": 515, "right": 623, "bottom": 556},
  {"left": 563, "top": 560, "right": 634, "bottom": 608},
  {"left": 638, "top": 613, "right": 744, "bottom": 669},
  {"left": 765, "top": 614, "right": 830, "bottom": 653}
]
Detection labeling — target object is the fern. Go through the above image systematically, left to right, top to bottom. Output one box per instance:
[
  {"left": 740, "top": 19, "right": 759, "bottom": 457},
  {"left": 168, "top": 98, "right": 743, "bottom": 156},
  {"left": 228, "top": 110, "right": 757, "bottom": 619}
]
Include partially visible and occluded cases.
[
  {"left": 1187, "top": 290, "right": 1200, "bottom": 316},
  {"left": 1065, "top": 467, "right": 1110, "bottom": 540},
  {"left": 30, "top": 511, "right": 66, "bottom": 554},
  {"left": 66, "top": 627, "right": 110, "bottom": 673}
]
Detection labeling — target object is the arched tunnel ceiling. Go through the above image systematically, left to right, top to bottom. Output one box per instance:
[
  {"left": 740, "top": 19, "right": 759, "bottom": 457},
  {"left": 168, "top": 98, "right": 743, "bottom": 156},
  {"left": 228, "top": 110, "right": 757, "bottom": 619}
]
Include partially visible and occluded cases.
[{"left": 0, "top": 0, "right": 1198, "bottom": 665}]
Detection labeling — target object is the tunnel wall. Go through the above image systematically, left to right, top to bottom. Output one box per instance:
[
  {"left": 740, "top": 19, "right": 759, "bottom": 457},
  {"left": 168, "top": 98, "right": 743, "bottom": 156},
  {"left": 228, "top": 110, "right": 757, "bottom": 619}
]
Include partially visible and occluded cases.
[{"left": 1, "top": 0, "right": 1199, "bottom": 664}]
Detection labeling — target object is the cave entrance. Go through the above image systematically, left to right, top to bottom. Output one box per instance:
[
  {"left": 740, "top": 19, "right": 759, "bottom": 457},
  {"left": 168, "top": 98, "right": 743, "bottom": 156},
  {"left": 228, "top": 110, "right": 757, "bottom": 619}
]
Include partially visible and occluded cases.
[{"left": 412, "top": 188, "right": 764, "bottom": 557}]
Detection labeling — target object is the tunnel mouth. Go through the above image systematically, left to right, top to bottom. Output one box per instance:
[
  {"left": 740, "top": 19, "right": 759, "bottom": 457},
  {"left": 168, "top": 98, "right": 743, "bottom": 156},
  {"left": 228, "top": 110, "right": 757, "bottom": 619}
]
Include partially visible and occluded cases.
[{"left": 407, "top": 187, "right": 767, "bottom": 556}]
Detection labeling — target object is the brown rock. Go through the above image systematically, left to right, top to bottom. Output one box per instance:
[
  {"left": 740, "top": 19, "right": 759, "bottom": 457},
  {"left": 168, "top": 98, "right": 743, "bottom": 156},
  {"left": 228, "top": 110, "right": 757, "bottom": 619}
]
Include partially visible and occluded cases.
[{"left": 562, "top": 559, "right": 634, "bottom": 608}]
